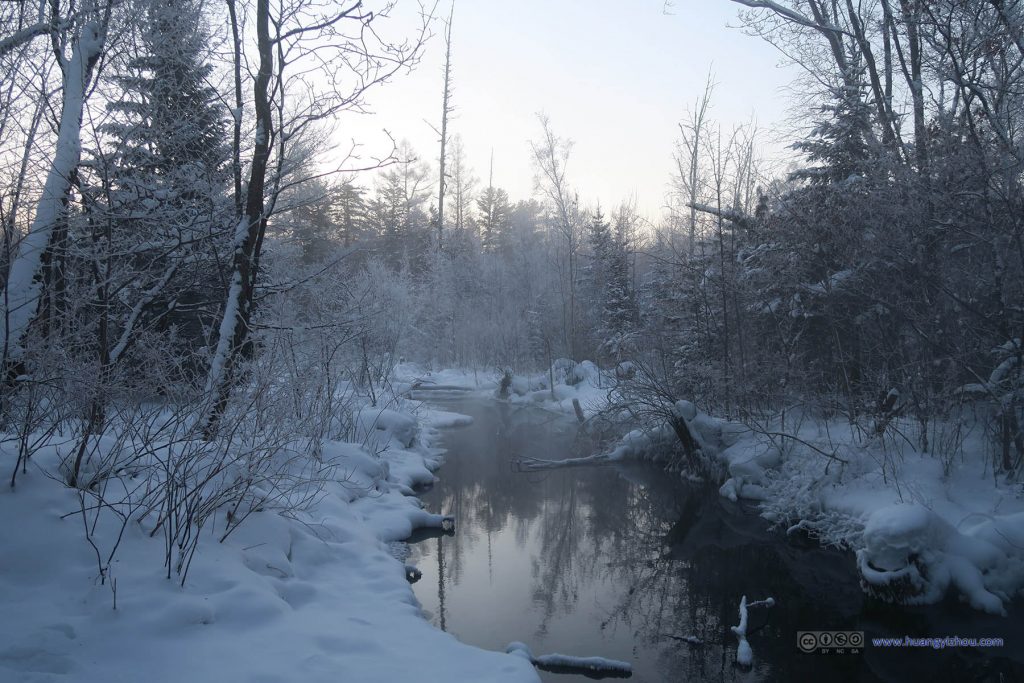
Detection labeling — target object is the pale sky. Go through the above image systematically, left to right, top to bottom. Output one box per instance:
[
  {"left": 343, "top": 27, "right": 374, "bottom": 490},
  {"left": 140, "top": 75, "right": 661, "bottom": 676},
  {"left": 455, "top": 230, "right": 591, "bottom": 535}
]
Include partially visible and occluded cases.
[{"left": 333, "top": 0, "right": 802, "bottom": 221}]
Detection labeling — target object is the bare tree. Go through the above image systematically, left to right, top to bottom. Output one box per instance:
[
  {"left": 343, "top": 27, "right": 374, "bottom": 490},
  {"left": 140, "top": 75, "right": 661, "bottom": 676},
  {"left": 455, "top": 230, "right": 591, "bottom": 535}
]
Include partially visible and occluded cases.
[
  {"left": 203, "top": 1, "right": 432, "bottom": 433},
  {"left": 435, "top": 2, "right": 454, "bottom": 249},
  {"left": 671, "top": 72, "right": 714, "bottom": 255},
  {"left": 531, "top": 114, "right": 582, "bottom": 359},
  {"left": 447, "top": 133, "right": 477, "bottom": 232}
]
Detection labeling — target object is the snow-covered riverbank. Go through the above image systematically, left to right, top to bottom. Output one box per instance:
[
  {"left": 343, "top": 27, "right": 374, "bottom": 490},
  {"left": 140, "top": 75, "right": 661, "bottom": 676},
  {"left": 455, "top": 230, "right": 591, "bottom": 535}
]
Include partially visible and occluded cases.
[
  {"left": 609, "top": 399, "right": 1024, "bottom": 615},
  {"left": 0, "top": 400, "right": 538, "bottom": 682}
]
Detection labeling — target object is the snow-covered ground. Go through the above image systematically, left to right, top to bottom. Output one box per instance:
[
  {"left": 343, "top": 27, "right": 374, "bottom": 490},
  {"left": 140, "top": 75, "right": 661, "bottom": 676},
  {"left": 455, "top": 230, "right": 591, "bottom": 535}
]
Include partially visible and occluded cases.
[{"left": 0, "top": 401, "right": 538, "bottom": 682}]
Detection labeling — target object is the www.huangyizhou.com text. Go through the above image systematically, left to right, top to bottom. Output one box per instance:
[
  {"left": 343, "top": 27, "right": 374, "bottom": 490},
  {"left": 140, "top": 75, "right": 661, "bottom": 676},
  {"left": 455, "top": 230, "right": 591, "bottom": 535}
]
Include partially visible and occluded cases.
[{"left": 871, "top": 636, "right": 1005, "bottom": 649}]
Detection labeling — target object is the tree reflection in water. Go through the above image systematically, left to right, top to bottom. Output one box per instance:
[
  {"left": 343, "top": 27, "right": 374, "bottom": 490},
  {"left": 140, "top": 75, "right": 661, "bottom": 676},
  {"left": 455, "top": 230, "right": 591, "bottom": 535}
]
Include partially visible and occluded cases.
[{"left": 406, "top": 399, "right": 1019, "bottom": 683}]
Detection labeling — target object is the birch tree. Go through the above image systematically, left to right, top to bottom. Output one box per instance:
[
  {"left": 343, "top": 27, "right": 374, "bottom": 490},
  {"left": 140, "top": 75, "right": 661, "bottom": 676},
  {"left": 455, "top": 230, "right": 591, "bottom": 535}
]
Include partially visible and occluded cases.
[{"left": 1, "top": 1, "right": 111, "bottom": 377}]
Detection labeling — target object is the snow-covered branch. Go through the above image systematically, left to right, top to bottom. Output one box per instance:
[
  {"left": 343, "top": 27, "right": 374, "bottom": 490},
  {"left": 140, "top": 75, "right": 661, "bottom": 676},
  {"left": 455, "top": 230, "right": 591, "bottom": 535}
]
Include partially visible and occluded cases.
[{"left": 729, "top": 0, "right": 849, "bottom": 37}]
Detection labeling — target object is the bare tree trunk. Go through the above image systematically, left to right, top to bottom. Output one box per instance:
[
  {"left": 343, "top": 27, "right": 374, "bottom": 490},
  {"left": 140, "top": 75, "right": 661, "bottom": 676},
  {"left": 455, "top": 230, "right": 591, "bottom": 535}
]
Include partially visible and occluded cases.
[
  {"left": 204, "top": 0, "right": 274, "bottom": 435},
  {"left": 227, "top": 0, "right": 244, "bottom": 218},
  {"left": 844, "top": 0, "right": 902, "bottom": 156},
  {"left": 897, "top": 0, "right": 927, "bottom": 173},
  {"left": 201, "top": 1, "right": 429, "bottom": 432},
  {"left": 436, "top": 3, "right": 454, "bottom": 250},
  {"left": 685, "top": 77, "right": 712, "bottom": 256},
  {"left": 2, "top": 82, "right": 46, "bottom": 274},
  {"left": 713, "top": 136, "right": 731, "bottom": 419}
]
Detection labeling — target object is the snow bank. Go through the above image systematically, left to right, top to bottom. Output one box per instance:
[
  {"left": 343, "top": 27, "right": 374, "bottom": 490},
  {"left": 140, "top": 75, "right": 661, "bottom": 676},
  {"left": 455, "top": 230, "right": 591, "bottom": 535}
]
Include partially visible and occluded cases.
[
  {"left": 501, "top": 359, "right": 611, "bottom": 419},
  {"left": 395, "top": 360, "right": 614, "bottom": 422},
  {"left": 393, "top": 362, "right": 497, "bottom": 397},
  {"left": 605, "top": 400, "right": 755, "bottom": 481},
  {"left": 354, "top": 405, "right": 419, "bottom": 449},
  {"left": 0, "top": 406, "right": 536, "bottom": 682},
  {"left": 419, "top": 408, "right": 474, "bottom": 429},
  {"left": 775, "top": 424, "right": 1024, "bottom": 614}
]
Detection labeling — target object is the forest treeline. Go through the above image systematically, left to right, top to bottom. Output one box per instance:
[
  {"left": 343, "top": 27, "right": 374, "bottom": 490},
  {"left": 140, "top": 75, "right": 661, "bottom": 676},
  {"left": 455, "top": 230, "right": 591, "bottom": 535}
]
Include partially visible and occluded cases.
[{"left": 0, "top": 0, "right": 1021, "bottom": 561}]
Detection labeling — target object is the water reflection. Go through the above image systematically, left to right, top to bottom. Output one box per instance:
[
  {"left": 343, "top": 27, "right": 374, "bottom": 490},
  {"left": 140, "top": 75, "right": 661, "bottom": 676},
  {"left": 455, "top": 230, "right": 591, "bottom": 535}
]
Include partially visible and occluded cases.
[{"left": 407, "top": 399, "right": 1024, "bottom": 683}]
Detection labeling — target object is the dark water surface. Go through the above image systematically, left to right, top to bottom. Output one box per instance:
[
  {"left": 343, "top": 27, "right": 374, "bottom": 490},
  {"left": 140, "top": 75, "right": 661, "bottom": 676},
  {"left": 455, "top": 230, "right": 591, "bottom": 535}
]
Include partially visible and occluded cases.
[{"left": 406, "top": 398, "right": 1024, "bottom": 682}]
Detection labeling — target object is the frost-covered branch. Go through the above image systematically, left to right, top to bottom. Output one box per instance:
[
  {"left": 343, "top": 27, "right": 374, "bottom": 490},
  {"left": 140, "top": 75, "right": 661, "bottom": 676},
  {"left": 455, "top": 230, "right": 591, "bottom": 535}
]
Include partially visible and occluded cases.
[
  {"left": 729, "top": 0, "right": 848, "bottom": 37},
  {"left": 0, "top": 20, "right": 67, "bottom": 59}
]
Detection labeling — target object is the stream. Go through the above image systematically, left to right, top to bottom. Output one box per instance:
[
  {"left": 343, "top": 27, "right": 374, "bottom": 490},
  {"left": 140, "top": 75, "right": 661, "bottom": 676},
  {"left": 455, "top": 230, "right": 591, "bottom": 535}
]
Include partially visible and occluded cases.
[{"left": 405, "top": 397, "right": 1024, "bottom": 682}]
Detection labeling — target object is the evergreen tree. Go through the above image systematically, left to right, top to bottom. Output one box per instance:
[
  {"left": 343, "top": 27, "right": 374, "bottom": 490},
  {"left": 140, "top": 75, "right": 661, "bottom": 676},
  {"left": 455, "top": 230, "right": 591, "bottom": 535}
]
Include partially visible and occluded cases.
[
  {"left": 93, "top": 0, "right": 230, "bottom": 367},
  {"left": 105, "top": 0, "right": 228, "bottom": 214},
  {"left": 790, "top": 78, "right": 874, "bottom": 185},
  {"left": 368, "top": 148, "right": 431, "bottom": 271},
  {"left": 288, "top": 178, "right": 337, "bottom": 264},
  {"left": 335, "top": 180, "right": 368, "bottom": 248},
  {"left": 476, "top": 185, "right": 511, "bottom": 252},
  {"left": 506, "top": 199, "right": 544, "bottom": 252},
  {"left": 583, "top": 208, "right": 611, "bottom": 355},
  {"left": 585, "top": 208, "right": 635, "bottom": 361},
  {"left": 586, "top": 208, "right": 612, "bottom": 280},
  {"left": 602, "top": 223, "right": 636, "bottom": 360}
]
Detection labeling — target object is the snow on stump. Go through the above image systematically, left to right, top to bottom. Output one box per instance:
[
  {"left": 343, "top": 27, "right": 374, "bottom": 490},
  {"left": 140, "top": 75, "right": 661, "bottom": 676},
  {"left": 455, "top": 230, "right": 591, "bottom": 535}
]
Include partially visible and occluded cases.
[
  {"left": 856, "top": 504, "right": 1009, "bottom": 615},
  {"left": 857, "top": 505, "right": 941, "bottom": 604}
]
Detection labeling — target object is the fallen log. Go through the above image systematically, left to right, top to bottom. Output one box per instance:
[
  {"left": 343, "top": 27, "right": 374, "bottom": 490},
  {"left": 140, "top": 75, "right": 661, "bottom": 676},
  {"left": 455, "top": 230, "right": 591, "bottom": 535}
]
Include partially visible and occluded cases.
[{"left": 506, "top": 641, "right": 632, "bottom": 679}]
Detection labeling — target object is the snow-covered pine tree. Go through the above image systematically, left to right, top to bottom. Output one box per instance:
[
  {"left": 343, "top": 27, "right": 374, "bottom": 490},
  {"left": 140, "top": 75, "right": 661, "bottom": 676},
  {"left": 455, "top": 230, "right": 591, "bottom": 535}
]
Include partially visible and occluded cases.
[
  {"left": 97, "top": 0, "right": 230, "bottom": 366},
  {"left": 789, "top": 78, "right": 874, "bottom": 186},
  {"left": 369, "top": 145, "right": 432, "bottom": 272},
  {"left": 335, "top": 179, "right": 369, "bottom": 249},
  {"left": 477, "top": 185, "right": 511, "bottom": 253},
  {"left": 583, "top": 207, "right": 611, "bottom": 358},
  {"left": 601, "top": 214, "right": 636, "bottom": 361}
]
